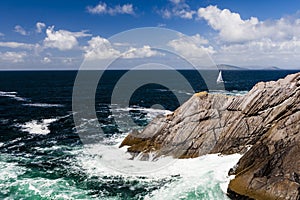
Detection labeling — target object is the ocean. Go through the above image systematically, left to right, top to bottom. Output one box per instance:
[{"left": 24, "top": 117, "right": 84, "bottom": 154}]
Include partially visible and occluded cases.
[{"left": 0, "top": 70, "right": 298, "bottom": 199}]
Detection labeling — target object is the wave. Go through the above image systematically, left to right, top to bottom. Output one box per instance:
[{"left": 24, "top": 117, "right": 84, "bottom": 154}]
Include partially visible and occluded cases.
[
  {"left": 155, "top": 88, "right": 248, "bottom": 97},
  {"left": 154, "top": 89, "right": 169, "bottom": 92},
  {"left": 177, "top": 90, "right": 194, "bottom": 96},
  {"left": 209, "top": 90, "right": 248, "bottom": 96},
  {"left": 0, "top": 91, "right": 28, "bottom": 102},
  {"left": 22, "top": 103, "right": 64, "bottom": 108},
  {"left": 112, "top": 106, "right": 173, "bottom": 120},
  {"left": 16, "top": 113, "right": 72, "bottom": 135},
  {"left": 18, "top": 118, "right": 58, "bottom": 135},
  {"left": 0, "top": 133, "right": 241, "bottom": 199},
  {"left": 76, "top": 143, "right": 242, "bottom": 199},
  {"left": 0, "top": 154, "right": 90, "bottom": 199},
  {"left": 144, "top": 154, "right": 241, "bottom": 200}
]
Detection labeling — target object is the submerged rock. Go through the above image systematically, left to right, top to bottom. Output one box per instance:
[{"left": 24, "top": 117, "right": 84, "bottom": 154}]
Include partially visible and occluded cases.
[{"left": 120, "top": 72, "right": 300, "bottom": 199}]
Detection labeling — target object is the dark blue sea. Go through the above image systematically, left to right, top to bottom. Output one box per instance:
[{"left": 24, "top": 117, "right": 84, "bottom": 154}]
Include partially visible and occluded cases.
[{"left": 0, "top": 70, "right": 298, "bottom": 199}]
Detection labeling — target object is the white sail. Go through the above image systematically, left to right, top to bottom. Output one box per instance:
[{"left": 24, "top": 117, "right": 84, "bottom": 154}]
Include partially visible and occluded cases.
[{"left": 216, "top": 71, "right": 224, "bottom": 83}]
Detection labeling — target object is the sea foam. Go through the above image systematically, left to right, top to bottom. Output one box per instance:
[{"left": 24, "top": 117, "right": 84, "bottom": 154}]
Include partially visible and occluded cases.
[
  {"left": 0, "top": 91, "right": 28, "bottom": 101},
  {"left": 22, "top": 103, "right": 64, "bottom": 108},
  {"left": 19, "top": 118, "right": 58, "bottom": 135},
  {"left": 76, "top": 143, "right": 242, "bottom": 200}
]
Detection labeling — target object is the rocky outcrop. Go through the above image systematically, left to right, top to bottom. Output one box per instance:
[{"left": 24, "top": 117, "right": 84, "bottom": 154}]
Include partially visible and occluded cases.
[
  {"left": 120, "top": 72, "right": 300, "bottom": 199},
  {"left": 227, "top": 108, "right": 300, "bottom": 199}
]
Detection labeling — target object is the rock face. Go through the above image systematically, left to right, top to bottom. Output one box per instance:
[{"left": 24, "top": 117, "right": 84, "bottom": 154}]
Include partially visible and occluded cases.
[{"left": 120, "top": 72, "right": 300, "bottom": 199}]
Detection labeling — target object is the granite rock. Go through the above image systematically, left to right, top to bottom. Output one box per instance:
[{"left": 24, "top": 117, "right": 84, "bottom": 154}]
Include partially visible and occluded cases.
[{"left": 120, "top": 72, "right": 300, "bottom": 199}]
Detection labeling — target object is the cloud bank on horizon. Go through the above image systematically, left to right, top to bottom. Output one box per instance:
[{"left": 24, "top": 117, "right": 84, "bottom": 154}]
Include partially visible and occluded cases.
[{"left": 0, "top": 0, "right": 300, "bottom": 69}]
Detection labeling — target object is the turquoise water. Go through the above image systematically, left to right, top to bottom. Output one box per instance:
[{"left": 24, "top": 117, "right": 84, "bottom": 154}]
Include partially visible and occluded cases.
[{"left": 0, "top": 146, "right": 241, "bottom": 200}]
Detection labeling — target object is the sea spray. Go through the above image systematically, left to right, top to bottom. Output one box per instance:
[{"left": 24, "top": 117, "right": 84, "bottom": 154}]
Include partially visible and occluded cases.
[{"left": 76, "top": 141, "right": 242, "bottom": 199}]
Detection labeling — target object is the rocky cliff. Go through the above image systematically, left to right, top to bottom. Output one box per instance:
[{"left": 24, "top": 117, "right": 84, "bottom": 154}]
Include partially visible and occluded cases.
[{"left": 120, "top": 72, "right": 300, "bottom": 200}]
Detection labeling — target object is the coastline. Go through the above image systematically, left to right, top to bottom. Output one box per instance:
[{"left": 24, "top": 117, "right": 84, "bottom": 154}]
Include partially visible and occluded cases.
[{"left": 120, "top": 72, "right": 300, "bottom": 199}]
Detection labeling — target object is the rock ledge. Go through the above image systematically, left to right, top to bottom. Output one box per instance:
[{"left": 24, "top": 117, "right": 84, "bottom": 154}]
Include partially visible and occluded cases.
[{"left": 120, "top": 72, "right": 300, "bottom": 199}]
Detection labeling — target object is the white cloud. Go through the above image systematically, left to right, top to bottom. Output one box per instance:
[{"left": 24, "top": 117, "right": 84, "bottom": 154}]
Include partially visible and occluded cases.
[
  {"left": 160, "top": 0, "right": 196, "bottom": 19},
  {"left": 169, "top": 0, "right": 182, "bottom": 4},
  {"left": 87, "top": 2, "right": 135, "bottom": 15},
  {"left": 87, "top": 2, "right": 106, "bottom": 14},
  {"left": 112, "top": 4, "right": 134, "bottom": 15},
  {"left": 197, "top": 5, "right": 300, "bottom": 43},
  {"left": 194, "top": 6, "right": 300, "bottom": 67},
  {"left": 161, "top": 9, "right": 172, "bottom": 19},
  {"left": 36, "top": 22, "right": 46, "bottom": 33},
  {"left": 14, "top": 25, "right": 28, "bottom": 36},
  {"left": 44, "top": 26, "right": 91, "bottom": 51},
  {"left": 0, "top": 32, "right": 4, "bottom": 37},
  {"left": 168, "top": 34, "right": 215, "bottom": 59},
  {"left": 84, "top": 36, "right": 120, "bottom": 60},
  {"left": 84, "top": 36, "right": 162, "bottom": 60},
  {"left": 214, "top": 37, "right": 300, "bottom": 67},
  {"left": 222, "top": 38, "right": 300, "bottom": 56},
  {"left": 0, "top": 42, "right": 35, "bottom": 49},
  {"left": 113, "top": 42, "right": 131, "bottom": 47},
  {"left": 122, "top": 45, "right": 163, "bottom": 59},
  {"left": 0, "top": 51, "right": 27, "bottom": 63},
  {"left": 41, "top": 57, "right": 51, "bottom": 64},
  {"left": 62, "top": 57, "right": 74, "bottom": 64}
]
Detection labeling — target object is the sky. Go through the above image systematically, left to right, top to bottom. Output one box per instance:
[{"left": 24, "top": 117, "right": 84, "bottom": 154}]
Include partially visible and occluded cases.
[{"left": 1, "top": 0, "right": 300, "bottom": 69}]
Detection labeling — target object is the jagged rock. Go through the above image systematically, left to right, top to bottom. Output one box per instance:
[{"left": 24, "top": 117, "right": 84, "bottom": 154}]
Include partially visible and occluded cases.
[
  {"left": 120, "top": 72, "right": 300, "bottom": 199},
  {"left": 228, "top": 110, "right": 300, "bottom": 200}
]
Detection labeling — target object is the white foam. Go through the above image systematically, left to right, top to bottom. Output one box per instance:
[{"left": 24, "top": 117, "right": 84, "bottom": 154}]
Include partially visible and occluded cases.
[
  {"left": 154, "top": 89, "right": 169, "bottom": 92},
  {"left": 177, "top": 90, "right": 193, "bottom": 96},
  {"left": 209, "top": 90, "right": 248, "bottom": 96},
  {"left": 0, "top": 91, "right": 28, "bottom": 101},
  {"left": 23, "top": 103, "right": 64, "bottom": 108},
  {"left": 106, "top": 106, "right": 173, "bottom": 134},
  {"left": 112, "top": 106, "right": 173, "bottom": 121},
  {"left": 139, "top": 107, "right": 172, "bottom": 120},
  {"left": 19, "top": 118, "right": 58, "bottom": 135},
  {"left": 8, "top": 137, "right": 23, "bottom": 144},
  {"left": 75, "top": 143, "right": 242, "bottom": 199},
  {"left": 76, "top": 144, "right": 173, "bottom": 176},
  {"left": 145, "top": 154, "right": 242, "bottom": 200},
  {"left": 0, "top": 161, "right": 25, "bottom": 182},
  {"left": 0, "top": 161, "right": 90, "bottom": 199}
]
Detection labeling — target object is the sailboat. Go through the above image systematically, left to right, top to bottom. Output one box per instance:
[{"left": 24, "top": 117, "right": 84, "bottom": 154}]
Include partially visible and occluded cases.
[{"left": 216, "top": 71, "right": 224, "bottom": 83}]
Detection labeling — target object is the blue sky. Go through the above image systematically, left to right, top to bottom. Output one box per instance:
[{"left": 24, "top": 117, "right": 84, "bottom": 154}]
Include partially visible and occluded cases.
[{"left": 1, "top": 0, "right": 300, "bottom": 69}]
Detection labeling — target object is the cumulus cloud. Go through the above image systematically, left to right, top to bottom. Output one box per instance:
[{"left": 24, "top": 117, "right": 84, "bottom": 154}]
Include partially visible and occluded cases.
[
  {"left": 160, "top": 0, "right": 196, "bottom": 19},
  {"left": 87, "top": 2, "right": 135, "bottom": 15},
  {"left": 195, "top": 5, "right": 300, "bottom": 67},
  {"left": 198, "top": 5, "right": 300, "bottom": 43},
  {"left": 36, "top": 22, "right": 46, "bottom": 33},
  {"left": 14, "top": 25, "right": 28, "bottom": 36},
  {"left": 44, "top": 26, "right": 91, "bottom": 51},
  {"left": 168, "top": 34, "right": 215, "bottom": 59},
  {"left": 84, "top": 36, "right": 120, "bottom": 60},
  {"left": 84, "top": 36, "right": 163, "bottom": 60},
  {"left": 214, "top": 37, "right": 300, "bottom": 67},
  {"left": 221, "top": 38, "right": 300, "bottom": 57},
  {"left": 0, "top": 42, "right": 35, "bottom": 49},
  {"left": 122, "top": 45, "right": 163, "bottom": 59},
  {"left": 0, "top": 51, "right": 27, "bottom": 63},
  {"left": 41, "top": 57, "right": 51, "bottom": 64},
  {"left": 62, "top": 57, "right": 74, "bottom": 64}
]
